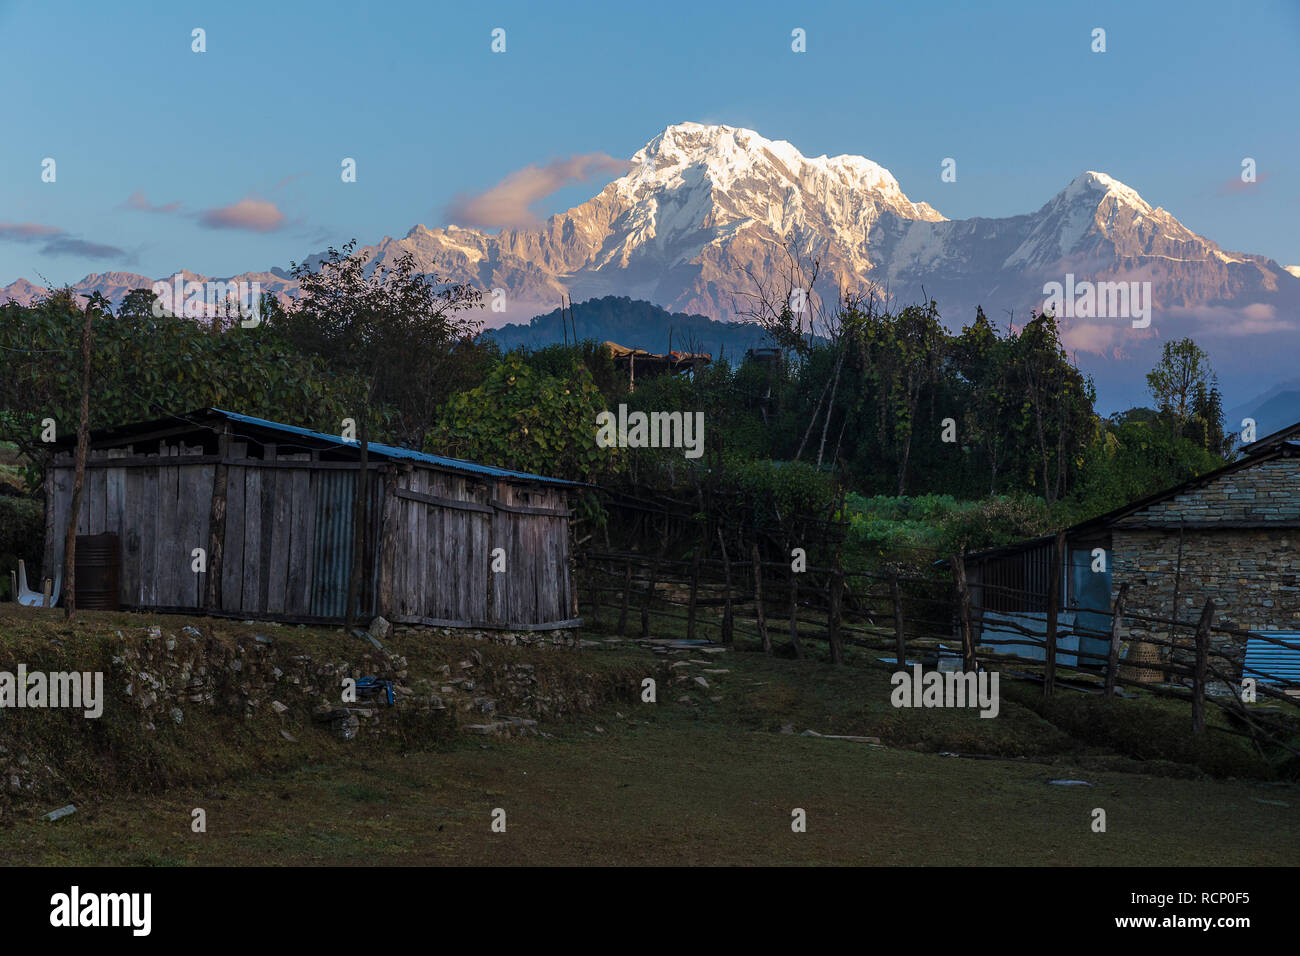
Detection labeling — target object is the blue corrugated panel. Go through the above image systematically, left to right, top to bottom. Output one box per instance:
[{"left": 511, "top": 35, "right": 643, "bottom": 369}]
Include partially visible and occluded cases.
[
  {"left": 211, "top": 408, "right": 586, "bottom": 487},
  {"left": 310, "top": 470, "right": 353, "bottom": 619},
  {"left": 1244, "top": 632, "right": 1300, "bottom": 686}
]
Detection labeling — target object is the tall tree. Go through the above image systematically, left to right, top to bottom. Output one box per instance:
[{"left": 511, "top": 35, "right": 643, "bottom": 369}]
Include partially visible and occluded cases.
[
  {"left": 282, "top": 241, "right": 482, "bottom": 627},
  {"left": 63, "top": 291, "right": 108, "bottom": 620},
  {"left": 1010, "top": 313, "right": 1096, "bottom": 506},
  {"left": 1146, "top": 337, "right": 1226, "bottom": 456},
  {"left": 1146, "top": 338, "right": 1213, "bottom": 422}
]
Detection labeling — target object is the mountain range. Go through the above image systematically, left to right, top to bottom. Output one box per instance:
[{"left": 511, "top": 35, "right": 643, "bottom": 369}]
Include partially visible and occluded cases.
[{"left": 4, "top": 122, "right": 1297, "bottom": 411}]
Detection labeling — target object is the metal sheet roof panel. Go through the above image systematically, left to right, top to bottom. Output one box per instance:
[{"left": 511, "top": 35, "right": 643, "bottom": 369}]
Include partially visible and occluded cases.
[{"left": 211, "top": 408, "right": 586, "bottom": 488}]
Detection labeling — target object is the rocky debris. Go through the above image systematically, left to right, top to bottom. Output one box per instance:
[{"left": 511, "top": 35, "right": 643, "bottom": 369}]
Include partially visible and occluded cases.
[
  {"left": 369, "top": 616, "right": 392, "bottom": 640},
  {"left": 313, "top": 708, "right": 360, "bottom": 741},
  {"left": 463, "top": 716, "right": 538, "bottom": 737},
  {"left": 801, "top": 730, "right": 881, "bottom": 744}
]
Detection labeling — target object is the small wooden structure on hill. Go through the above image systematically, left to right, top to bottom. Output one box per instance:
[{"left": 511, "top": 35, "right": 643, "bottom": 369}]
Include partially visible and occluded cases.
[
  {"left": 605, "top": 341, "right": 711, "bottom": 390},
  {"left": 44, "top": 409, "right": 583, "bottom": 630}
]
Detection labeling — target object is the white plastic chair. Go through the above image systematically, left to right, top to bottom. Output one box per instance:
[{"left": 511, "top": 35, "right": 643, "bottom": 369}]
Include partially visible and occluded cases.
[{"left": 15, "top": 559, "right": 60, "bottom": 607}]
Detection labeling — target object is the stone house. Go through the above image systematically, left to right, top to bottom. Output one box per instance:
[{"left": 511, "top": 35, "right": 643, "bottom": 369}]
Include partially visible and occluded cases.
[{"left": 962, "top": 421, "right": 1300, "bottom": 679}]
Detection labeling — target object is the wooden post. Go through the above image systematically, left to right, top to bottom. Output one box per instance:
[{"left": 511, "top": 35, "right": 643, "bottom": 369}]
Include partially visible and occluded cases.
[
  {"left": 62, "top": 296, "right": 95, "bottom": 620},
  {"left": 204, "top": 423, "right": 231, "bottom": 610},
  {"left": 41, "top": 454, "right": 55, "bottom": 583},
  {"left": 376, "top": 465, "right": 401, "bottom": 619},
  {"left": 716, "top": 527, "right": 734, "bottom": 645},
  {"left": 642, "top": 528, "right": 670, "bottom": 639},
  {"left": 1043, "top": 532, "right": 1064, "bottom": 697},
  {"left": 752, "top": 541, "right": 770, "bottom": 654},
  {"left": 641, "top": 542, "right": 666, "bottom": 639},
  {"left": 686, "top": 546, "right": 702, "bottom": 641},
  {"left": 952, "top": 553, "right": 975, "bottom": 671},
  {"left": 587, "top": 555, "right": 602, "bottom": 630},
  {"left": 617, "top": 558, "right": 632, "bottom": 636},
  {"left": 788, "top": 560, "right": 804, "bottom": 660},
  {"left": 828, "top": 568, "right": 845, "bottom": 666},
  {"left": 891, "top": 573, "right": 906, "bottom": 667},
  {"left": 1104, "top": 583, "right": 1129, "bottom": 699},
  {"left": 1192, "top": 598, "right": 1215, "bottom": 736}
]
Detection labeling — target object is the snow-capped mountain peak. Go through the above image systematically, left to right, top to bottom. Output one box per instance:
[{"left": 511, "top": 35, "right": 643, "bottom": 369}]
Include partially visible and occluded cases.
[{"left": 3, "top": 123, "right": 1296, "bottom": 342}]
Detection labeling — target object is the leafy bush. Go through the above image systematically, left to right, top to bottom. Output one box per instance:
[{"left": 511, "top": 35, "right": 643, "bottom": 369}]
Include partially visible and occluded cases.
[
  {"left": 0, "top": 295, "right": 364, "bottom": 460},
  {"left": 430, "top": 353, "right": 617, "bottom": 486},
  {"left": 844, "top": 493, "right": 1053, "bottom": 568},
  {"left": 0, "top": 494, "right": 42, "bottom": 601}
]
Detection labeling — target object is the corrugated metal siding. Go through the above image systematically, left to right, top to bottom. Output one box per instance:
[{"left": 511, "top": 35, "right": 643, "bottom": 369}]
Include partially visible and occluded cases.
[
  {"left": 309, "top": 470, "right": 382, "bottom": 618},
  {"left": 310, "top": 471, "right": 353, "bottom": 619},
  {"left": 1245, "top": 632, "right": 1300, "bottom": 686}
]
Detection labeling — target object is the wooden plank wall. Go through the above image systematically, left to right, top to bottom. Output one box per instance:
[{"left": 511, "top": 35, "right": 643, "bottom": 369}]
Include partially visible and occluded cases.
[
  {"left": 51, "top": 442, "right": 212, "bottom": 608},
  {"left": 47, "top": 443, "right": 570, "bottom": 627},
  {"left": 49, "top": 444, "right": 326, "bottom": 618},
  {"left": 388, "top": 466, "right": 571, "bottom": 628}
]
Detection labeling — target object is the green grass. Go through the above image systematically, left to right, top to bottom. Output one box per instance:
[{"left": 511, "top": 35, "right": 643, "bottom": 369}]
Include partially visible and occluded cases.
[
  {"left": 1, "top": 606, "right": 1297, "bottom": 865},
  {"left": 9, "top": 709, "right": 1298, "bottom": 866}
]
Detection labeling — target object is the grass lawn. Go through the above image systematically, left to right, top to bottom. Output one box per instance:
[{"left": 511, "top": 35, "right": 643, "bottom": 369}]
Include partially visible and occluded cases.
[{"left": 5, "top": 630, "right": 1298, "bottom": 866}]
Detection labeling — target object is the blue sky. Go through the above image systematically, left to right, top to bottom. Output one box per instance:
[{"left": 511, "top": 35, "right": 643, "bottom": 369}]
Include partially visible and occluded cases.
[{"left": 3, "top": 0, "right": 1298, "bottom": 287}]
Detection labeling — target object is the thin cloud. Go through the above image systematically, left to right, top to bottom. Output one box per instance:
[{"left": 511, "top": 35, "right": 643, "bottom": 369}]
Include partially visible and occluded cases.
[
  {"left": 445, "top": 152, "right": 633, "bottom": 229},
  {"left": 1219, "top": 171, "right": 1272, "bottom": 195},
  {"left": 273, "top": 172, "right": 308, "bottom": 190},
  {"left": 122, "top": 190, "right": 181, "bottom": 213},
  {"left": 198, "top": 197, "right": 287, "bottom": 233},
  {"left": 0, "top": 221, "right": 125, "bottom": 259},
  {"left": 0, "top": 222, "right": 61, "bottom": 240},
  {"left": 42, "top": 236, "right": 128, "bottom": 258},
  {"left": 1165, "top": 302, "right": 1296, "bottom": 337}
]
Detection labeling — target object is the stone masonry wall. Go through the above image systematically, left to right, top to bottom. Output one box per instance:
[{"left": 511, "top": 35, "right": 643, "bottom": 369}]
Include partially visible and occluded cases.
[
  {"left": 1121, "top": 457, "right": 1300, "bottom": 524},
  {"left": 1112, "top": 527, "right": 1299, "bottom": 679}
]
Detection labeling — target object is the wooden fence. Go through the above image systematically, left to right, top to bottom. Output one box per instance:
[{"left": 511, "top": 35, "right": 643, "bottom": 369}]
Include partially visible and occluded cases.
[{"left": 577, "top": 547, "right": 1300, "bottom": 756}]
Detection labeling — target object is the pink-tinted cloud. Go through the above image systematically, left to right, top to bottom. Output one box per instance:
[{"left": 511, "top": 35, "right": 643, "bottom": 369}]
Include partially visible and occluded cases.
[
  {"left": 445, "top": 153, "right": 633, "bottom": 229},
  {"left": 1219, "top": 171, "right": 1273, "bottom": 195},
  {"left": 122, "top": 190, "right": 181, "bottom": 213},
  {"left": 198, "top": 197, "right": 287, "bottom": 233},
  {"left": 0, "top": 221, "right": 61, "bottom": 240},
  {"left": 1163, "top": 303, "right": 1295, "bottom": 337}
]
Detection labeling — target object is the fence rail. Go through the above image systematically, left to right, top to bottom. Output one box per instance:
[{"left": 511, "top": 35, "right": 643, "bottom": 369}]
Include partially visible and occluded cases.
[{"left": 577, "top": 545, "right": 1300, "bottom": 756}]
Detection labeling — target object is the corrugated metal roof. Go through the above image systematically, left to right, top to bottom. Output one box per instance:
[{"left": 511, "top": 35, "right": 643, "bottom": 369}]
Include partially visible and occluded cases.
[{"left": 211, "top": 408, "right": 586, "bottom": 488}]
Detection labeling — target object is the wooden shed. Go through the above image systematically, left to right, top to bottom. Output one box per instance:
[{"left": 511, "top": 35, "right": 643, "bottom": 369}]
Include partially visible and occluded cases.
[{"left": 44, "top": 409, "right": 584, "bottom": 630}]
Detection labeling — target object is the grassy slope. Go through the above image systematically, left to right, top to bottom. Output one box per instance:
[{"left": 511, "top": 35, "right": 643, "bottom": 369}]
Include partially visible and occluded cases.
[{"left": 0, "top": 610, "right": 1297, "bottom": 865}]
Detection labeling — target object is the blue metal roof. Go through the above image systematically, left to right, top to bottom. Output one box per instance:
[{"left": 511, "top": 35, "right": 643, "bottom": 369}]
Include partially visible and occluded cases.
[{"left": 211, "top": 408, "right": 585, "bottom": 488}]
